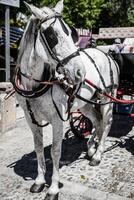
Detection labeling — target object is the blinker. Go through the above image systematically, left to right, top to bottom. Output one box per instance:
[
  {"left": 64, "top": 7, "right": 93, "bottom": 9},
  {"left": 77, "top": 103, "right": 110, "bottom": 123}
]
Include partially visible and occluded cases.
[{"left": 42, "top": 26, "right": 58, "bottom": 49}]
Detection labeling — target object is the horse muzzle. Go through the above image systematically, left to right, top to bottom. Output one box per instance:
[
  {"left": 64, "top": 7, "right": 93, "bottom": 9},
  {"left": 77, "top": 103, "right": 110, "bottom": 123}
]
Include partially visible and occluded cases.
[
  {"left": 62, "top": 67, "right": 85, "bottom": 85},
  {"left": 74, "top": 68, "right": 85, "bottom": 83}
]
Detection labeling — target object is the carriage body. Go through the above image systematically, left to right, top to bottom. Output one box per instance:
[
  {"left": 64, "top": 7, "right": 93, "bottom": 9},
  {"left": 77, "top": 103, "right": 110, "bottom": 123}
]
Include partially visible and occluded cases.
[
  {"left": 95, "top": 31, "right": 134, "bottom": 116},
  {"left": 113, "top": 52, "right": 134, "bottom": 116}
]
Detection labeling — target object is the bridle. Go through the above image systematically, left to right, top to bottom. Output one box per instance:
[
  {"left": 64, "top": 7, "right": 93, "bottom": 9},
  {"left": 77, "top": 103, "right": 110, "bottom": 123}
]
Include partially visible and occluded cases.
[
  {"left": 13, "top": 12, "right": 81, "bottom": 98},
  {"left": 37, "top": 12, "right": 80, "bottom": 74}
]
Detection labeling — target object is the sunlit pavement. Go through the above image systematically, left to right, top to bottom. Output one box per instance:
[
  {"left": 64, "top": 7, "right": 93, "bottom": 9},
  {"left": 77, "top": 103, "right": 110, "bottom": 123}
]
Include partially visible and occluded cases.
[{"left": 0, "top": 106, "right": 134, "bottom": 200}]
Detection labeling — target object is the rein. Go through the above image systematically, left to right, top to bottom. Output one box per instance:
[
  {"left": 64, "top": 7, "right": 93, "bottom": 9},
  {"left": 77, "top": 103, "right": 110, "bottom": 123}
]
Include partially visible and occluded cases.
[
  {"left": 20, "top": 70, "right": 60, "bottom": 85},
  {"left": 26, "top": 99, "right": 49, "bottom": 127}
]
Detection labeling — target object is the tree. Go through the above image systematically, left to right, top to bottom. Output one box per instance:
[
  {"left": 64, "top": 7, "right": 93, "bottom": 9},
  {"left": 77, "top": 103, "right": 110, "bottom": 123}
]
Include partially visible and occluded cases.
[
  {"left": 0, "top": 0, "right": 134, "bottom": 30},
  {"left": 0, "top": 0, "right": 107, "bottom": 29},
  {"left": 15, "top": 0, "right": 107, "bottom": 29},
  {"left": 63, "top": 0, "right": 107, "bottom": 29},
  {"left": 99, "top": 0, "right": 134, "bottom": 28}
]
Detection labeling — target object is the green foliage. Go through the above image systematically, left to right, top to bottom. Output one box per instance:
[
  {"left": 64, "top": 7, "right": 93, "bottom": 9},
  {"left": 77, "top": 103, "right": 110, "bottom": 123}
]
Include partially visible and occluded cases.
[
  {"left": 0, "top": 0, "right": 134, "bottom": 30},
  {"left": 0, "top": 0, "right": 107, "bottom": 29},
  {"left": 15, "top": 0, "right": 106, "bottom": 29},
  {"left": 63, "top": 0, "right": 107, "bottom": 28},
  {"left": 100, "top": 0, "right": 134, "bottom": 27},
  {"left": 128, "top": 6, "right": 134, "bottom": 25}
]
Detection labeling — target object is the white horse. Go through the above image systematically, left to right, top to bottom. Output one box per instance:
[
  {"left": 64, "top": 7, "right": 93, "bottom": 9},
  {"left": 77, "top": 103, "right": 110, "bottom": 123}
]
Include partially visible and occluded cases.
[{"left": 14, "top": 0, "right": 119, "bottom": 199}]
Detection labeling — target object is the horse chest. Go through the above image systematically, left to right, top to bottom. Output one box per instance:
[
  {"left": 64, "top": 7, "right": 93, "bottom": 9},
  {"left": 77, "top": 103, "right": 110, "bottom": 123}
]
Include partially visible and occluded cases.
[{"left": 31, "top": 96, "right": 56, "bottom": 121}]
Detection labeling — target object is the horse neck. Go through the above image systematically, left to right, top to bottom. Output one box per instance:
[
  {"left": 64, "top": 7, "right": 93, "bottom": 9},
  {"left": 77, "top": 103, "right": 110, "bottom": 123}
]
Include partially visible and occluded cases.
[
  {"left": 20, "top": 48, "right": 45, "bottom": 89},
  {"left": 29, "top": 50, "right": 45, "bottom": 79}
]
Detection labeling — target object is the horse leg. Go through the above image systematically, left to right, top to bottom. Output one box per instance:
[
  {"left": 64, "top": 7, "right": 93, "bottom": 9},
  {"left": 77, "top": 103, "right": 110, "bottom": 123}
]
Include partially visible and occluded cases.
[
  {"left": 89, "top": 103, "right": 113, "bottom": 166},
  {"left": 80, "top": 105, "right": 101, "bottom": 159},
  {"left": 87, "top": 108, "right": 102, "bottom": 160},
  {"left": 24, "top": 112, "right": 46, "bottom": 193},
  {"left": 46, "top": 116, "right": 63, "bottom": 199}
]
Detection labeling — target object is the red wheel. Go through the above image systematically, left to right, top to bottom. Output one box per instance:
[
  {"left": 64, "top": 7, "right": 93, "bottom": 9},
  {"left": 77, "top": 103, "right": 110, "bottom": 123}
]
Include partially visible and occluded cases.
[{"left": 70, "top": 112, "right": 93, "bottom": 139}]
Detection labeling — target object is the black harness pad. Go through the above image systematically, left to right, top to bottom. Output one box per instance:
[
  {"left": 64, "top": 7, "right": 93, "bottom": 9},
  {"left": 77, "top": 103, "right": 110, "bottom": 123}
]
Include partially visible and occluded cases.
[{"left": 111, "top": 53, "right": 134, "bottom": 75}]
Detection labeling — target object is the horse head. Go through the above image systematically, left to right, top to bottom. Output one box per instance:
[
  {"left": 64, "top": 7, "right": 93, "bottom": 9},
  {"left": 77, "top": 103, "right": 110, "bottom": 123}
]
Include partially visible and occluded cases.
[{"left": 21, "top": 0, "right": 86, "bottom": 85}]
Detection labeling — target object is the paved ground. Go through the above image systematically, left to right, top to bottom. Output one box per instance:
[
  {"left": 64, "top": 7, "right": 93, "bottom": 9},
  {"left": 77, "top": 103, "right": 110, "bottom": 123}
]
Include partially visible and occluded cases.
[{"left": 0, "top": 106, "right": 134, "bottom": 200}]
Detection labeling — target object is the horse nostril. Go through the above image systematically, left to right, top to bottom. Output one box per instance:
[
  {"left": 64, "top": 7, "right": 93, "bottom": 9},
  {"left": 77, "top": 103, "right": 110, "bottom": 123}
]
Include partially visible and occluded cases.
[{"left": 76, "top": 69, "right": 82, "bottom": 78}]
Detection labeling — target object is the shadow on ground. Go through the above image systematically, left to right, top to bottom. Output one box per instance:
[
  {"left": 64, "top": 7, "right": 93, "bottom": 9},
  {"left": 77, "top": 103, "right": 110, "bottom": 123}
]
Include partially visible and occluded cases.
[
  {"left": 7, "top": 114, "right": 134, "bottom": 184},
  {"left": 109, "top": 114, "right": 134, "bottom": 155},
  {"left": 110, "top": 114, "right": 134, "bottom": 138},
  {"left": 8, "top": 130, "right": 88, "bottom": 185}
]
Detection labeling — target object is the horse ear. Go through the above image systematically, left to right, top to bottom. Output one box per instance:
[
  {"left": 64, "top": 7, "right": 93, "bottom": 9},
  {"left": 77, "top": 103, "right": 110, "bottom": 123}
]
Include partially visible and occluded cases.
[
  {"left": 53, "top": 0, "right": 64, "bottom": 14},
  {"left": 24, "top": 1, "right": 47, "bottom": 19},
  {"left": 71, "top": 26, "right": 79, "bottom": 44}
]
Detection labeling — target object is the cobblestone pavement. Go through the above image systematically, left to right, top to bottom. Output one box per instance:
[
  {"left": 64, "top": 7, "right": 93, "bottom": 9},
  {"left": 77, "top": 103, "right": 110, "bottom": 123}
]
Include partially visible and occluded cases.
[{"left": 0, "top": 107, "right": 134, "bottom": 200}]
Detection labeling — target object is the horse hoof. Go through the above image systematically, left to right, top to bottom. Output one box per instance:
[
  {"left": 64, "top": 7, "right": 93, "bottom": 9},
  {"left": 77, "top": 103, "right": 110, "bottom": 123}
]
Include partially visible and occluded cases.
[
  {"left": 87, "top": 150, "right": 96, "bottom": 159},
  {"left": 89, "top": 158, "right": 101, "bottom": 166},
  {"left": 30, "top": 183, "right": 45, "bottom": 193},
  {"left": 45, "top": 193, "right": 59, "bottom": 200}
]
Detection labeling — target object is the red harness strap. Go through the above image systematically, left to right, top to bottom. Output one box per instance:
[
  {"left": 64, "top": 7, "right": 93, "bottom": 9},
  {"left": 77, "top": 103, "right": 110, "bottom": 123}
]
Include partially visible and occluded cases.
[
  {"left": 85, "top": 78, "right": 134, "bottom": 104},
  {"left": 103, "top": 92, "right": 134, "bottom": 104}
]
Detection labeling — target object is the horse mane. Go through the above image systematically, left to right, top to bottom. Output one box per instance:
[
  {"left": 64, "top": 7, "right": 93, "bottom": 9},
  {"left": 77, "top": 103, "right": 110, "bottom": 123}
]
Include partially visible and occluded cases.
[
  {"left": 17, "top": 7, "right": 53, "bottom": 67},
  {"left": 17, "top": 15, "right": 53, "bottom": 82},
  {"left": 17, "top": 17, "right": 37, "bottom": 67}
]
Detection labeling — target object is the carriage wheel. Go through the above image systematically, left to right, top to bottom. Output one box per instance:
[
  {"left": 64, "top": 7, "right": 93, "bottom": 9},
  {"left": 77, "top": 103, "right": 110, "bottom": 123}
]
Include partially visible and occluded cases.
[{"left": 70, "top": 112, "right": 93, "bottom": 139}]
